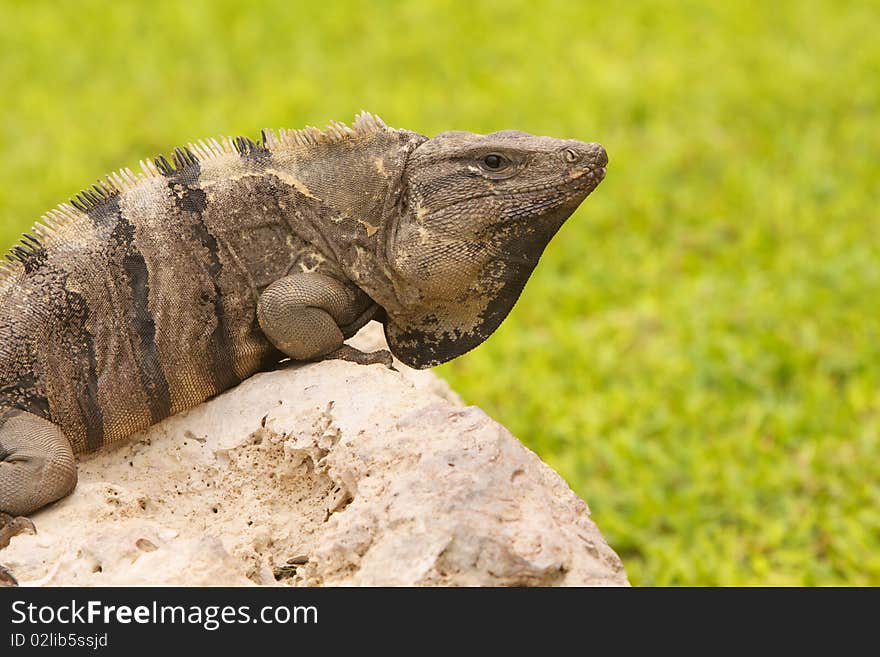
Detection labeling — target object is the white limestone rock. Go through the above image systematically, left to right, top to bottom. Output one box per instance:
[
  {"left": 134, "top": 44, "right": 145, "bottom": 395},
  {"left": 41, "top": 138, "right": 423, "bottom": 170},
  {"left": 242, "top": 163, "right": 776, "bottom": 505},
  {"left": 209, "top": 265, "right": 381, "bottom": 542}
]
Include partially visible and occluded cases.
[{"left": 1, "top": 324, "right": 628, "bottom": 586}]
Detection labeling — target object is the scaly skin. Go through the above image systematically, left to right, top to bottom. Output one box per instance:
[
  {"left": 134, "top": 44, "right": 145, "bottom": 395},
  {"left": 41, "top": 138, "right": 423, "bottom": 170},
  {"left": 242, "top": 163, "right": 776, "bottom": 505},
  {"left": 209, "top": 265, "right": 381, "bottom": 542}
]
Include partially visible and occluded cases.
[{"left": 0, "top": 113, "right": 606, "bottom": 580}]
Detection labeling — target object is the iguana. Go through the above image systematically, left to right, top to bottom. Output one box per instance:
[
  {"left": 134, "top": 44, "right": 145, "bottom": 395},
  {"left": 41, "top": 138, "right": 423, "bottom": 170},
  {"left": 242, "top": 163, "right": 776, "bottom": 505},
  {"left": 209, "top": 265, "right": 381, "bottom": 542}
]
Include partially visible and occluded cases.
[{"left": 0, "top": 112, "right": 606, "bottom": 575}]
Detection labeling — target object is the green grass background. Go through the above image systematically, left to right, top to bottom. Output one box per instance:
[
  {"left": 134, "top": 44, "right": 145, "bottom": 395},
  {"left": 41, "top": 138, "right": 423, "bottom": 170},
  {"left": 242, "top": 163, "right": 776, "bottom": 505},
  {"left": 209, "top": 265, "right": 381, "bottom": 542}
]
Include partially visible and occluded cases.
[{"left": 1, "top": 0, "right": 877, "bottom": 585}]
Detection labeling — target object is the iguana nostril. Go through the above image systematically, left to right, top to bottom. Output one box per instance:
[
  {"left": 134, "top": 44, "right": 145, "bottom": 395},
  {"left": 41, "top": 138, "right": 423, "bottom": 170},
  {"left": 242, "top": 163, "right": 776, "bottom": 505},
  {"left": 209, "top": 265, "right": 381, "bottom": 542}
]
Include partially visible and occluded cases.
[{"left": 586, "top": 143, "right": 608, "bottom": 168}]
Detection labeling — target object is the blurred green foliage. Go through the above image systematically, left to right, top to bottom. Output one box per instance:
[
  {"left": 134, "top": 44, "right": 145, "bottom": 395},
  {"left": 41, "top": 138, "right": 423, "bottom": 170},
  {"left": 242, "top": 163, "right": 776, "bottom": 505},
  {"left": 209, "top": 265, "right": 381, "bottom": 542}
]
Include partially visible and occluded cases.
[{"left": 1, "top": 0, "right": 878, "bottom": 585}]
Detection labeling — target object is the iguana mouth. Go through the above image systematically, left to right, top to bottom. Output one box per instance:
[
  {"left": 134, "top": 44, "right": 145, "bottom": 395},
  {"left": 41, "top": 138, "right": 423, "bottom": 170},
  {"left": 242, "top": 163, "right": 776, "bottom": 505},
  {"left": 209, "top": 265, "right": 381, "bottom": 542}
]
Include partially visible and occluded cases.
[{"left": 571, "top": 164, "right": 606, "bottom": 182}]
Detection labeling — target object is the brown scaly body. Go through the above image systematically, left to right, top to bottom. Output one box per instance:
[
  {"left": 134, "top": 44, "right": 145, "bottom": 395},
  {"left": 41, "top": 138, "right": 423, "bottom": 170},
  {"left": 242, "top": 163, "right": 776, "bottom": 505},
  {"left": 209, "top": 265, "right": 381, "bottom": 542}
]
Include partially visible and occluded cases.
[{"left": 0, "top": 113, "right": 606, "bottom": 581}]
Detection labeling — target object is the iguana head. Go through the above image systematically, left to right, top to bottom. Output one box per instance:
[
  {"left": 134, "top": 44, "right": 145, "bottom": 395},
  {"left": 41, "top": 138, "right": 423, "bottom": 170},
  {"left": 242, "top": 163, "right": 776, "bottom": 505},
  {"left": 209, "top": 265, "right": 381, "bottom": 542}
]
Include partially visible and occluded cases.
[{"left": 383, "top": 128, "right": 607, "bottom": 369}]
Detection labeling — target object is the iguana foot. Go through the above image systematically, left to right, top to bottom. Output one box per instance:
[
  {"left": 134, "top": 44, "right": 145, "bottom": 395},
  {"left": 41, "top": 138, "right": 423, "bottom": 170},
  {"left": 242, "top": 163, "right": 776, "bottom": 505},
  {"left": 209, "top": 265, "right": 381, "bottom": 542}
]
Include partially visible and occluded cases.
[
  {"left": 321, "top": 345, "right": 395, "bottom": 369},
  {"left": 0, "top": 512, "right": 36, "bottom": 550},
  {"left": 0, "top": 513, "right": 30, "bottom": 587},
  {"left": 0, "top": 564, "right": 18, "bottom": 587}
]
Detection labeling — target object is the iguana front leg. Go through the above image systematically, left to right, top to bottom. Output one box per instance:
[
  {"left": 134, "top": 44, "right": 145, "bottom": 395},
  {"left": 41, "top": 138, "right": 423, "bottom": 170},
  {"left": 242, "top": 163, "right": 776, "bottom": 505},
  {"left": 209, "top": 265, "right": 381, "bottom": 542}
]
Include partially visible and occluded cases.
[{"left": 257, "top": 273, "right": 391, "bottom": 366}]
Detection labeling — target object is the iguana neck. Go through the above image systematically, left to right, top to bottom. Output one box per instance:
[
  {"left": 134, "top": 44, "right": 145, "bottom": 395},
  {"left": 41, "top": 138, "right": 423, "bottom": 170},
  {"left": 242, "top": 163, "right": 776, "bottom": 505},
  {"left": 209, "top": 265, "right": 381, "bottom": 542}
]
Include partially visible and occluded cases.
[{"left": 266, "top": 128, "right": 427, "bottom": 311}]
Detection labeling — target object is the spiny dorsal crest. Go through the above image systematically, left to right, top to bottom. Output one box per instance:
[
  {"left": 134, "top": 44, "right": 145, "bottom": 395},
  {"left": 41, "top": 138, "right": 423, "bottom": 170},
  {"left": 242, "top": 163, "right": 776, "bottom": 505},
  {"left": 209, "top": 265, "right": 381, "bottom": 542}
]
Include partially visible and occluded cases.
[
  {"left": 0, "top": 111, "right": 389, "bottom": 286},
  {"left": 262, "top": 111, "right": 388, "bottom": 149}
]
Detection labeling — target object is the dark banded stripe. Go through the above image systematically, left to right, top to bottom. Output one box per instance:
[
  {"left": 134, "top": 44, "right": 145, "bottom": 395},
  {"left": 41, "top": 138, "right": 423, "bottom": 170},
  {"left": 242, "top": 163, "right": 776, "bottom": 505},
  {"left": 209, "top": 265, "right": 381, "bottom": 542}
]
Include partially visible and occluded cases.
[
  {"left": 167, "top": 165, "right": 239, "bottom": 393},
  {"left": 60, "top": 185, "right": 110, "bottom": 448},
  {"left": 87, "top": 193, "right": 172, "bottom": 428},
  {"left": 189, "top": 216, "right": 240, "bottom": 392},
  {"left": 121, "top": 250, "right": 171, "bottom": 423},
  {"left": 63, "top": 286, "right": 105, "bottom": 451}
]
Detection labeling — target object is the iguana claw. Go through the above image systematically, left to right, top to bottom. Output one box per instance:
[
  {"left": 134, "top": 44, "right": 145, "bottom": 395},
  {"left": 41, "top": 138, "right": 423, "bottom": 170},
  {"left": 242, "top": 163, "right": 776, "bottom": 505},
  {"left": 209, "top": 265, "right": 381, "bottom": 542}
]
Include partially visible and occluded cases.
[
  {"left": 0, "top": 512, "right": 36, "bottom": 550},
  {"left": 0, "top": 513, "right": 30, "bottom": 587},
  {"left": 0, "top": 564, "right": 18, "bottom": 587}
]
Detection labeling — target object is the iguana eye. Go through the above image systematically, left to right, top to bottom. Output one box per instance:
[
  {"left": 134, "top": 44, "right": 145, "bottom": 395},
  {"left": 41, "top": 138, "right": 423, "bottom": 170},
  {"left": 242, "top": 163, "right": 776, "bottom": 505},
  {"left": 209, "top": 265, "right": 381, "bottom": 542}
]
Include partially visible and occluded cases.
[
  {"left": 562, "top": 148, "right": 579, "bottom": 163},
  {"left": 482, "top": 153, "right": 508, "bottom": 170}
]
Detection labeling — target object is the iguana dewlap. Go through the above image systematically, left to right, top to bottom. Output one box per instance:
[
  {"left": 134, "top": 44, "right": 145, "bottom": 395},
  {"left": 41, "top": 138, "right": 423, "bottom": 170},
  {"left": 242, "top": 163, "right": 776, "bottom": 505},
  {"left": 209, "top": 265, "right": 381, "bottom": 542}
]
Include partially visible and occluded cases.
[{"left": 0, "top": 113, "right": 606, "bottom": 559}]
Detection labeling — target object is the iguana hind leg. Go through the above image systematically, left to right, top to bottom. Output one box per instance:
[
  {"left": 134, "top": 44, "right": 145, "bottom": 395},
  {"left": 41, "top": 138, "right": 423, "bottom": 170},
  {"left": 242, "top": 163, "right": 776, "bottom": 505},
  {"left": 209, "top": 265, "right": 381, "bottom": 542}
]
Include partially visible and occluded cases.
[
  {"left": 257, "top": 273, "right": 391, "bottom": 366},
  {"left": 0, "top": 410, "right": 77, "bottom": 542}
]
